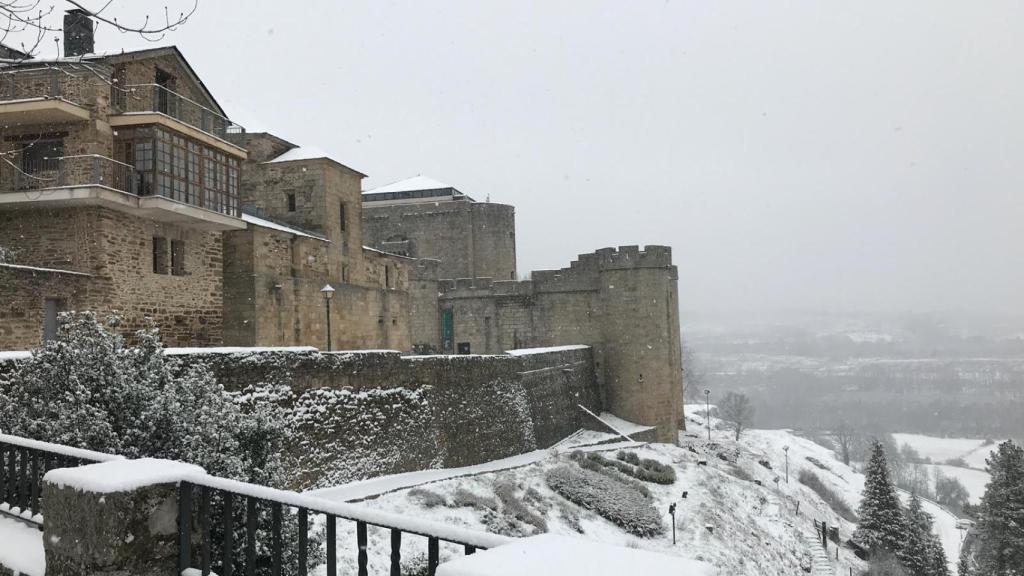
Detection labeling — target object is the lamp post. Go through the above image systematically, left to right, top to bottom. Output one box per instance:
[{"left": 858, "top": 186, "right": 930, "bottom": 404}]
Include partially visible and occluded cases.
[
  {"left": 320, "top": 283, "right": 335, "bottom": 351},
  {"left": 704, "top": 389, "right": 711, "bottom": 442},
  {"left": 783, "top": 445, "right": 790, "bottom": 484}
]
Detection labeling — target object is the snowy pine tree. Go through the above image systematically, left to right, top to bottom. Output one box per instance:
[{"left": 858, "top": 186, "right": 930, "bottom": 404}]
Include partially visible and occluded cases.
[
  {"left": 854, "top": 439, "right": 908, "bottom": 555},
  {"left": 974, "top": 440, "right": 1024, "bottom": 576},
  {"left": 898, "top": 493, "right": 931, "bottom": 576},
  {"left": 957, "top": 543, "right": 973, "bottom": 576}
]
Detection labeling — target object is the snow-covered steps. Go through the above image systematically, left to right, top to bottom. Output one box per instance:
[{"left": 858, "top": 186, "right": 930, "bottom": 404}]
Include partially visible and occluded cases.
[{"left": 800, "top": 533, "right": 835, "bottom": 576}]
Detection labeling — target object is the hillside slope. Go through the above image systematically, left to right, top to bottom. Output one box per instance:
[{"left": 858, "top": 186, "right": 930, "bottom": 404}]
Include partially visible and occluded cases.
[{"left": 310, "top": 408, "right": 962, "bottom": 575}]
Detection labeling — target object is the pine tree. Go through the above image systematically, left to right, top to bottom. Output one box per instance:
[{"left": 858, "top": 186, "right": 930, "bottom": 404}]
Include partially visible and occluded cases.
[
  {"left": 855, "top": 439, "right": 909, "bottom": 555},
  {"left": 974, "top": 440, "right": 1024, "bottom": 576},
  {"left": 898, "top": 493, "right": 931, "bottom": 576}
]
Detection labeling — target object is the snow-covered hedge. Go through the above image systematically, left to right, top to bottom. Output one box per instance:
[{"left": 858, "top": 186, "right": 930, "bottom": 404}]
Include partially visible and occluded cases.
[{"left": 545, "top": 463, "right": 665, "bottom": 537}]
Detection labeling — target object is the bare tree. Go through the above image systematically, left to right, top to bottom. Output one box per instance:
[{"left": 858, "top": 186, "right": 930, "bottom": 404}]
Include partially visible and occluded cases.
[
  {"left": 0, "top": 0, "right": 197, "bottom": 59},
  {"left": 681, "top": 341, "right": 706, "bottom": 402},
  {"left": 718, "top": 391, "right": 755, "bottom": 441},
  {"left": 831, "top": 420, "right": 859, "bottom": 466}
]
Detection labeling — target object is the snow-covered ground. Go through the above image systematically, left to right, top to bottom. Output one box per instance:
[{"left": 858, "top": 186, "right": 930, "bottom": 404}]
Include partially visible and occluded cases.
[
  {"left": 308, "top": 408, "right": 968, "bottom": 575},
  {"left": 0, "top": 516, "right": 44, "bottom": 576}
]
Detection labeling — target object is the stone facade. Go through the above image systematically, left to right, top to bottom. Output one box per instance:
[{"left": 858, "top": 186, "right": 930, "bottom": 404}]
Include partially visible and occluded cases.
[
  {"left": 0, "top": 45, "right": 247, "bottom": 349},
  {"left": 222, "top": 132, "right": 413, "bottom": 351},
  {"left": 362, "top": 198, "right": 517, "bottom": 281},
  {"left": 0, "top": 207, "right": 224, "bottom": 348},
  {"left": 421, "top": 246, "right": 684, "bottom": 443}
]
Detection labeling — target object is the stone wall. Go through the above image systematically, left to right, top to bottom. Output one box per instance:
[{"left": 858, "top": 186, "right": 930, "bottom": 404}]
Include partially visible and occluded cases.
[
  {"left": 362, "top": 201, "right": 517, "bottom": 281},
  {"left": 0, "top": 206, "right": 224, "bottom": 348},
  {"left": 434, "top": 246, "right": 684, "bottom": 443},
  {"left": 168, "top": 346, "right": 600, "bottom": 489}
]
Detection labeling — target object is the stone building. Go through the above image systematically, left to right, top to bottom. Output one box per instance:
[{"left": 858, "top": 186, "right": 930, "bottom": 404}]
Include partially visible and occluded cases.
[
  {"left": 0, "top": 12, "right": 411, "bottom": 351},
  {"left": 0, "top": 13, "right": 247, "bottom": 348},
  {"left": 222, "top": 133, "right": 411, "bottom": 350},
  {"left": 362, "top": 176, "right": 517, "bottom": 281}
]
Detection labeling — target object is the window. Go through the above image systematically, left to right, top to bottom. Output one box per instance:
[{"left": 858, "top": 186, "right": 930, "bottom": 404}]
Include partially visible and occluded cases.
[
  {"left": 116, "top": 126, "right": 239, "bottom": 216},
  {"left": 22, "top": 139, "right": 63, "bottom": 175},
  {"left": 287, "top": 193, "right": 296, "bottom": 212},
  {"left": 340, "top": 203, "right": 347, "bottom": 231},
  {"left": 153, "top": 237, "right": 168, "bottom": 274},
  {"left": 171, "top": 240, "right": 186, "bottom": 276},
  {"left": 341, "top": 264, "right": 349, "bottom": 283},
  {"left": 384, "top": 265, "right": 391, "bottom": 289},
  {"left": 43, "top": 298, "right": 62, "bottom": 341},
  {"left": 457, "top": 342, "right": 471, "bottom": 355}
]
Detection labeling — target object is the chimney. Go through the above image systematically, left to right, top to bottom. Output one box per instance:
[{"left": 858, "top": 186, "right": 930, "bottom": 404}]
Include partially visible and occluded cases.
[{"left": 63, "top": 9, "right": 95, "bottom": 57}]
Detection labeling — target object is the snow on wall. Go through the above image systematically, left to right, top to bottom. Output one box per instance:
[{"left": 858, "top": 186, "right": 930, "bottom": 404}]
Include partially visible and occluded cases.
[{"left": 170, "top": 347, "right": 601, "bottom": 490}]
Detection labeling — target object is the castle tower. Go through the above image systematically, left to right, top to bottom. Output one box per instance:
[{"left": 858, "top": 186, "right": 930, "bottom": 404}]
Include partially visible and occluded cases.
[{"left": 597, "top": 246, "right": 683, "bottom": 444}]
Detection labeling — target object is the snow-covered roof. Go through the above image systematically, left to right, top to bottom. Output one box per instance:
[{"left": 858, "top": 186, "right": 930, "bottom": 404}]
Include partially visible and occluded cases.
[
  {"left": 265, "top": 145, "right": 332, "bottom": 164},
  {"left": 364, "top": 175, "right": 455, "bottom": 194},
  {"left": 241, "top": 213, "right": 328, "bottom": 241},
  {"left": 362, "top": 245, "right": 416, "bottom": 260},
  {"left": 505, "top": 345, "right": 591, "bottom": 356}
]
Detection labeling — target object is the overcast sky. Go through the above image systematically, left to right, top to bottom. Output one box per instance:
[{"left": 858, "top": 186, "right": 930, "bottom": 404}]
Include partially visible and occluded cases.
[{"left": 17, "top": 1, "right": 1024, "bottom": 321}]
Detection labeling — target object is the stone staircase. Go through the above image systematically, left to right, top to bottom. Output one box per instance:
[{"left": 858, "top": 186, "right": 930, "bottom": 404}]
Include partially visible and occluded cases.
[{"left": 802, "top": 532, "right": 836, "bottom": 576}]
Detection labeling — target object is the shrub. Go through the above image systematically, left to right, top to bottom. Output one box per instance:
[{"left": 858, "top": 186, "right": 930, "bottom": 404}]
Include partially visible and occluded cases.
[
  {"left": 617, "top": 450, "right": 641, "bottom": 465},
  {"left": 570, "top": 452, "right": 651, "bottom": 497},
  {"left": 634, "top": 457, "right": 677, "bottom": 484},
  {"left": 944, "top": 457, "right": 968, "bottom": 468},
  {"left": 546, "top": 463, "right": 664, "bottom": 537},
  {"left": 728, "top": 465, "right": 754, "bottom": 482},
  {"left": 798, "top": 469, "right": 858, "bottom": 522},
  {"left": 494, "top": 478, "right": 547, "bottom": 534},
  {"left": 408, "top": 488, "right": 447, "bottom": 508},
  {"left": 451, "top": 488, "right": 499, "bottom": 511},
  {"left": 556, "top": 500, "right": 584, "bottom": 533}
]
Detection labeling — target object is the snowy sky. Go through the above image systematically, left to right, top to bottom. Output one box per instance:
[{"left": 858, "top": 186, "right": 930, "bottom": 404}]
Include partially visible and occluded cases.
[{"left": 12, "top": 1, "right": 1024, "bottom": 321}]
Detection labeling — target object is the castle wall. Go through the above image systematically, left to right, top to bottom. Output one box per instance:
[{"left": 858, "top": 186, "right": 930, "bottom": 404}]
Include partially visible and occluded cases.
[
  {"left": 362, "top": 201, "right": 517, "bottom": 281},
  {"left": 0, "top": 206, "right": 224, "bottom": 348},
  {"left": 434, "top": 246, "right": 684, "bottom": 442},
  {"left": 0, "top": 346, "right": 598, "bottom": 489}
]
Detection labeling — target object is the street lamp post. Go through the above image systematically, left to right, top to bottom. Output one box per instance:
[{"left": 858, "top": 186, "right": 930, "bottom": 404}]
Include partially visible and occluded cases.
[
  {"left": 320, "top": 284, "right": 335, "bottom": 351},
  {"left": 704, "top": 389, "right": 711, "bottom": 442},
  {"left": 783, "top": 445, "right": 790, "bottom": 484}
]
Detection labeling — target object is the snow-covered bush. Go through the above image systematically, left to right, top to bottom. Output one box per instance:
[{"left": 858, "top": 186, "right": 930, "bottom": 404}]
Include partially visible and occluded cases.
[
  {"left": 0, "top": 245, "right": 15, "bottom": 263},
  {"left": 0, "top": 312, "right": 322, "bottom": 576},
  {"left": 571, "top": 451, "right": 651, "bottom": 497},
  {"left": 545, "top": 463, "right": 665, "bottom": 537},
  {"left": 494, "top": 477, "right": 547, "bottom": 535},
  {"left": 408, "top": 488, "right": 448, "bottom": 508},
  {"left": 451, "top": 488, "right": 499, "bottom": 511}
]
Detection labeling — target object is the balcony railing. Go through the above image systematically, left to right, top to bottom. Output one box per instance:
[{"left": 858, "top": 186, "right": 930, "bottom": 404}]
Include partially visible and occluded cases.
[
  {"left": 0, "top": 66, "right": 89, "bottom": 105},
  {"left": 116, "top": 83, "right": 245, "bottom": 140},
  {"left": 0, "top": 154, "right": 240, "bottom": 218},
  {"left": 1, "top": 154, "right": 134, "bottom": 194}
]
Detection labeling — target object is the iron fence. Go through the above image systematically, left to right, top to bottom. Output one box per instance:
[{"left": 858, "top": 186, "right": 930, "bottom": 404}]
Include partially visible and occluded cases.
[
  {"left": 118, "top": 83, "right": 245, "bottom": 140},
  {"left": 0, "top": 434, "right": 123, "bottom": 527},
  {"left": 179, "top": 476, "right": 511, "bottom": 576}
]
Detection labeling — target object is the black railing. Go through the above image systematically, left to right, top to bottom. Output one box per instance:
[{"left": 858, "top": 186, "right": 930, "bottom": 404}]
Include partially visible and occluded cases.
[
  {"left": 0, "top": 66, "right": 86, "bottom": 105},
  {"left": 118, "top": 83, "right": 245, "bottom": 140},
  {"left": 2, "top": 154, "right": 135, "bottom": 194},
  {"left": 0, "top": 434, "right": 123, "bottom": 527},
  {"left": 179, "top": 476, "right": 511, "bottom": 576}
]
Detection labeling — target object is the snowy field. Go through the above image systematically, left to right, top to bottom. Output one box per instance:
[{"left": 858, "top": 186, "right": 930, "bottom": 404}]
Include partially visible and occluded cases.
[
  {"left": 309, "top": 408, "right": 965, "bottom": 575},
  {"left": 892, "top": 432, "right": 1004, "bottom": 503},
  {"left": 0, "top": 516, "right": 43, "bottom": 576}
]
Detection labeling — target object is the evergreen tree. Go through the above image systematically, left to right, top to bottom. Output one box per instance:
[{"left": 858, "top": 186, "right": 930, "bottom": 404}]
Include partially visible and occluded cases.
[
  {"left": 855, "top": 439, "right": 909, "bottom": 554},
  {"left": 974, "top": 440, "right": 1024, "bottom": 576},
  {"left": 898, "top": 493, "right": 931, "bottom": 576}
]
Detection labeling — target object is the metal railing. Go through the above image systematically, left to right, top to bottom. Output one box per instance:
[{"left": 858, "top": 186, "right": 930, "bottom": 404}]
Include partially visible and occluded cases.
[
  {"left": 0, "top": 66, "right": 88, "bottom": 105},
  {"left": 118, "top": 83, "right": 245, "bottom": 140},
  {"left": 2, "top": 154, "right": 135, "bottom": 194},
  {"left": 0, "top": 434, "right": 123, "bottom": 527},
  {"left": 179, "top": 476, "right": 511, "bottom": 576}
]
